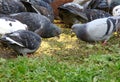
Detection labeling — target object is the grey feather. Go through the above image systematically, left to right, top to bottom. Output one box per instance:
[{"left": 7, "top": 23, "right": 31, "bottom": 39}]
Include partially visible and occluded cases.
[{"left": 0, "top": 0, "right": 26, "bottom": 14}]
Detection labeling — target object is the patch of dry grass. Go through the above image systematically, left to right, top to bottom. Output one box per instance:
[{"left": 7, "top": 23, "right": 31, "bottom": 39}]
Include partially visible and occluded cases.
[{"left": 33, "top": 23, "right": 120, "bottom": 64}]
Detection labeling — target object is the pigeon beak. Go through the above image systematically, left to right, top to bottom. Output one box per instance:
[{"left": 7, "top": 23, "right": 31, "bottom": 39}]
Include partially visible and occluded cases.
[
  {"left": 24, "top": 24, "right": 28, "bottom": 30},
  {"left": 26, "top": 27, "right": 28, "bottom": 30},
  {"left": 70, "top": 29, "right": 74, "bottom": 33},
  {"left": 70, "top": 30, "right": 75, "bottom": 37},
  {"left": 56, "top": 35, "right": 60, "bottom": 38}
]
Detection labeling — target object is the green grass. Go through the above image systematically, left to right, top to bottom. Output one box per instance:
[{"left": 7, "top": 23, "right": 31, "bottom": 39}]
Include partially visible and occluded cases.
[
  {"left": 0, "top": 25, "right": 120, "bottom": 82},
  {"left": 0, "top": 54, "right": 120, "bottom": 82}
]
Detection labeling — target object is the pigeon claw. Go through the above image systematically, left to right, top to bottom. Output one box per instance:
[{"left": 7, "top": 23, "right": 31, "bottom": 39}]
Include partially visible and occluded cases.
[
  {"left": 102, "top": 40, "right": 107, "bottom": 46},
  {"left": 27, "top": 53, "right": 33, "bottom": 58}
]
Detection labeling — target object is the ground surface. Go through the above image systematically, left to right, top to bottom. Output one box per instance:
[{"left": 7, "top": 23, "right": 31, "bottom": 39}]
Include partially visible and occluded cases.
[
  {"left": 0, "top": 23, "right": 120, "bottom": 81},
  {"left": 0, "top": 23, "right": 120, "bottom": 61},
  {"left": 0, "top": 24, "right": 120, "bottom": 61}
]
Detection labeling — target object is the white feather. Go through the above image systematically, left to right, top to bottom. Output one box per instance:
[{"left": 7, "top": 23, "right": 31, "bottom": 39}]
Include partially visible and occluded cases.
[
  {"left": 112, "top": 5, "right": 120, "bottom": 16},
  {"left": 10, "top": 13, "right": 21, "bottom": 16},
  {"left": 0, "top": 18, "right": 27, "bottom": 34},
  {"left": 5, "top": 37, "right": 24, "bottom": 47}
]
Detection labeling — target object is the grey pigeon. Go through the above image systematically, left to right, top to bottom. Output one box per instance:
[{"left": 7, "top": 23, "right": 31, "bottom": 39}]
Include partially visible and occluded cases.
[
  {"left": 0, "top": 0, "right": 26, "bottom": 14},
  {"left": 20, "top": 0, "right": 54, "bottom": 22},
  {"left": 21, "top": 0, "right": 54, "bottom": 22},
  {"left": 28, "top": 0, "right": 53, "bottom": 11},
  {"left": 29, "top": 0, "right": 54, "bottom": 22},
  {"left": 43, "top": 0, "right": 54, "bottom": 4},
  {"left": 87, "top": 0, "right": 109, "bottom": 12},
  {"left": 87, "top": 0, "right": 120, "bottom": 14},
  {"left": 58, "top": 2, "right": 111, "bottom": 26},
  {"left": 9, "top": 12, "right": 61, "bottom": 38},
  {"left": 71, "top": 16, "right": 120, "bottom": 43},
  {"left": 0, "top": 30, "right": 41, "bottom": 55}
]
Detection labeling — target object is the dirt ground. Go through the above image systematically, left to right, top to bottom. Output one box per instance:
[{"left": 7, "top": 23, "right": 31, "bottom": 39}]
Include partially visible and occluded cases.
[{"left": 0, "top": 43, "right": 17, "bottom": 59}]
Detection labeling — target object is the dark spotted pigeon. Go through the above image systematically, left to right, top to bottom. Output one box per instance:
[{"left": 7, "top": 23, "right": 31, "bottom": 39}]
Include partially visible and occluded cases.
[
  {"left": 0, "top": 0, "right": 26, "bottom": 14},
  {"left": 86, "top": 0, "right": 109, "bottom": 12},
  {"left": 86, "top": 0, "right": 120, "bottom": 14},
  {"left": 58, "top": 2, "right": 111, "bottom": 26},
  {"left": 9, "top": 12, "right": 61, "bottom": 38},
  {"left": 71, "top": 16, "right": 120, "bottom": 43},
  {"left": 0, "top": 17, "right": 27, "bottom": 35},
  {"left": 0, "top": 30, "right": 41, "bottom": 55}
]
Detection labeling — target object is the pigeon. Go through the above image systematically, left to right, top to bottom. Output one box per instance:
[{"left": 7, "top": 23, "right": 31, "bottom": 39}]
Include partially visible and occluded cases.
[
  {"left": 0, "top": 0, "right": 26, "bottom": 14},
  {"left": 20, "top": 0, "right": 54, "bottom": 22},
  {"left": 24, "top": 0, "right": 54, "bottom": 22},
  {"left": 26, "top": 0, "right": 53, "bottom": 10},
  {"left": 43, "top": 0, "right": 54, "bottom": 4},
  {"left": 50, "top": 0, "right": 73, "bottom": 19},
  {"left": 73, "top": 0, "right": 90, "bottom": 8},
  {"left": 73, "top": 0, "right": 90, "bottom": 4},
  {"left": 86, "top": 0, "right": 109, "bottom": 12},
  {"left": 87, "top": 0, "right": 120, "bottom": 14},
  {"left": 107, "top": 0, "right": 120, "bottom": 12},
  {"left": 58, "top": 2, "right": 111, "bottom": 26},
  {"left": 58, "top": 2, "right": 85, "bottom": 26},
  {"left": 112, "top": 5, "right": 120, "bottom": 16},
  {"left": 83, "top": 9, "right": 111, "bottom": 22},
  {"left": 9, "top": 12, "right": 61, "bottom": 38},
  {"left": 71, "top": 16, "right": 120, "bottom": 43},
  {"left": 0, "top": 17, "right": 27, "bottom": 35},
  {"left": 0, "top": 30, "right": 42, "bottom": 55}
]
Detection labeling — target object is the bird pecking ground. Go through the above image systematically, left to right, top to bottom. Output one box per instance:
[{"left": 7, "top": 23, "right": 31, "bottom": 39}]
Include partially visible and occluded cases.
[
  {"left": 0, "top": 22, "right": 120, "bottom": 64},
  {"left": 0, "top": 22, "right": 120, "bottom": 81},
  {"left": 35, "top": 24, "right": 120, "bottom": 64}
]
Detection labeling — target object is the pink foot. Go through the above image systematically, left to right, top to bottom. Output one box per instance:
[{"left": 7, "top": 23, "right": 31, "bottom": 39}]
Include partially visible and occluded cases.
[
  {"left": 102, "top": 40, "right": 107, "bottom": 45},
  {"left": 27, "top": 54, "right": 33, "bottom": 58}
]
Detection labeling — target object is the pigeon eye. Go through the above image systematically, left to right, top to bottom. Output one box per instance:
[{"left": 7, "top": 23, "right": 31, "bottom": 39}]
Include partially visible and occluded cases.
[
  {"left": 116, "top": 9, "right": 118, "bottom": 11},
  {"left": 9, "top": 23, "right": 12, "bottom": 27}
]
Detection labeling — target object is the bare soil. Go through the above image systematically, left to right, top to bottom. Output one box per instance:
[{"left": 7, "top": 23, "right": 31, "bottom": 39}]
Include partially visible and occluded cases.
[{"left": 0, "top": 43, "right": 17, "bottom": 59}]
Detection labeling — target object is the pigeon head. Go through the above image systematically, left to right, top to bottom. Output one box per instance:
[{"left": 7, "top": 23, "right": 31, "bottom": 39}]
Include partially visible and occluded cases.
[
  {"left": 112, "top": 5, "right": 120, "bottom": 16},
  {"left": 35, "top": 23, "right": 61, "bottom": 38},
  {"left": 49, "top": 24, "right": 61, "bottom": 37},
  {"left": 71, "top": 24, "right": 89, "bottom": 41},
  {"left": 72, "top": 24, "right": 86, "bottom": 35}
]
